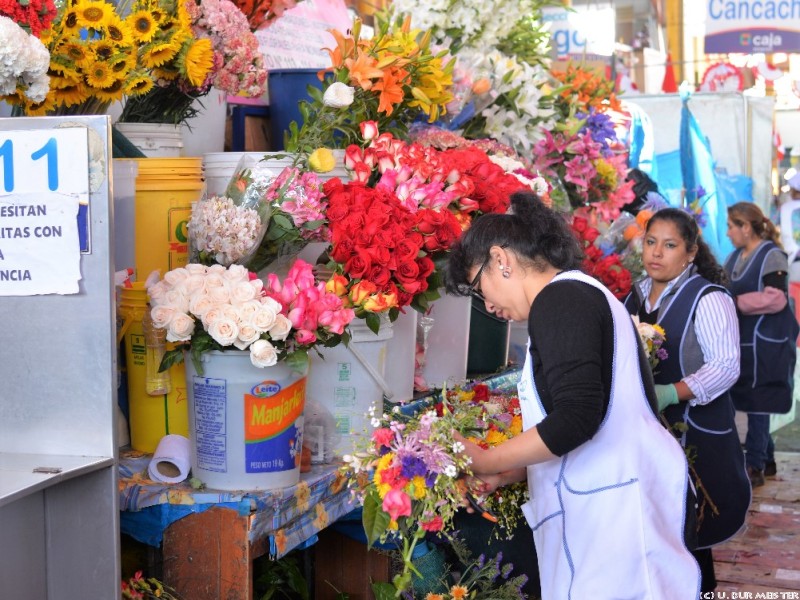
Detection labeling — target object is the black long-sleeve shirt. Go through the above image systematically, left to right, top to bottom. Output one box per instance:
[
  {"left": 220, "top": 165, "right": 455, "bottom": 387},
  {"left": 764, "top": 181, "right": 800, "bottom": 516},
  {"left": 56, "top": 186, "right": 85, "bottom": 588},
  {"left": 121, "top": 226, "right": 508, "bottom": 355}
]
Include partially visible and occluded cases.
[{"left": 528, "top": 279, "right": 656, "bottom": 456}]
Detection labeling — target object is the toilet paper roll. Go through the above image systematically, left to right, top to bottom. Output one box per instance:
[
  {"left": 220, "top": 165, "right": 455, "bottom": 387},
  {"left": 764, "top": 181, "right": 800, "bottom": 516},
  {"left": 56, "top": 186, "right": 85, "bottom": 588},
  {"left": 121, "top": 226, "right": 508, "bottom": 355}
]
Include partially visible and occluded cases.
[{"left": 148, "top": 434, "right": 191, "bottom": 483}]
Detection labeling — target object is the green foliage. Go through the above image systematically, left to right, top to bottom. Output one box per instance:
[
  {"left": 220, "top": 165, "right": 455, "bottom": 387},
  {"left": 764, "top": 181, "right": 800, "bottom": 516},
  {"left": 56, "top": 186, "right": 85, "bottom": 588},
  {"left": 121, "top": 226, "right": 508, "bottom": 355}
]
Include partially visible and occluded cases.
[
  {"left": 362, "top": 489, "right": 392, "bottom": 547},
  {"left": 253, "top": 553, "right": 309, "bottom": 600}
]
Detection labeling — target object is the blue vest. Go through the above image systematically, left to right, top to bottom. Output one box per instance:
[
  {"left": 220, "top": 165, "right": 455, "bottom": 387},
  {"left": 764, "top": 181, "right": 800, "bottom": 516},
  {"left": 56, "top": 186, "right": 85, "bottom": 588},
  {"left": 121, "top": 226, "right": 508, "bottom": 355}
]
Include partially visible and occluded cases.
[
  {"left": 723, "top": 242, "right": 799, "bottom": 414},
  {"left": 624, "top": 274, "right": 750, "bottom": 548}
]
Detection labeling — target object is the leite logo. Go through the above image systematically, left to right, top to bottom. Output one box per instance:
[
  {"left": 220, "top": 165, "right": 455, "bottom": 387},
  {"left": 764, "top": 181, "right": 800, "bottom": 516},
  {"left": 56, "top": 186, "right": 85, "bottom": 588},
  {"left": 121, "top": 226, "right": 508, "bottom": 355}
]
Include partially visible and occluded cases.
[
  {"left": 740, "top": 33, "right": 751, "bottom": 46},
  {"left": 251, "top": 380, "right": 282, "bottom": 397}
]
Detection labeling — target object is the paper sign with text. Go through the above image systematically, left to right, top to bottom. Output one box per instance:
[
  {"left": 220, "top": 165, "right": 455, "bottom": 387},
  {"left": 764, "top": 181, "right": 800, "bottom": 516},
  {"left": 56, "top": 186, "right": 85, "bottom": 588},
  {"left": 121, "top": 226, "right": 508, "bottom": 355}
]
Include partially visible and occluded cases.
[{"left": 0, "top": 128, "right": 88, "bottom": 296}]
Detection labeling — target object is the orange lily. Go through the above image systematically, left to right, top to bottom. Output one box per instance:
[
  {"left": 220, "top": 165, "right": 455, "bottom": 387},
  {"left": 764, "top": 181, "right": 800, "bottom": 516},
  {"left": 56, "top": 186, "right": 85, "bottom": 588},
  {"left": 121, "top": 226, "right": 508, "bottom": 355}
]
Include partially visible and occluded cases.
[
  {"left": 324, "top": 28, "right": 356, "bottom": 69},
  {"left": 345, "top": 53, "right": 385, "bottom": 91},
  {"left": 373, "top": 67, "right": 407, "bottom": 115}
]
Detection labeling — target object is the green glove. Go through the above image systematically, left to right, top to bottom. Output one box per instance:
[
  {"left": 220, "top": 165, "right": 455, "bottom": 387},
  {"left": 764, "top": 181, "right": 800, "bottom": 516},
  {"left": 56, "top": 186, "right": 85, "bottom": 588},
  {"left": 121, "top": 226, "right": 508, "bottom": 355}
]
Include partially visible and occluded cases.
[{"left": 654, "top": 384, "right": 679, "bottom": 412}]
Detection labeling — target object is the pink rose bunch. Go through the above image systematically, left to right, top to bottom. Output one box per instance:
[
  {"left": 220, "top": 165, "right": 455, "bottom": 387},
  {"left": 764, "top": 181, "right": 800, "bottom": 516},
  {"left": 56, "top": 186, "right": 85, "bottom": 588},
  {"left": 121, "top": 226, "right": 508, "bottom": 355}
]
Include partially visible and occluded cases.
[{"left": 262, "top": 259, "right": 354, "bottom": 346}]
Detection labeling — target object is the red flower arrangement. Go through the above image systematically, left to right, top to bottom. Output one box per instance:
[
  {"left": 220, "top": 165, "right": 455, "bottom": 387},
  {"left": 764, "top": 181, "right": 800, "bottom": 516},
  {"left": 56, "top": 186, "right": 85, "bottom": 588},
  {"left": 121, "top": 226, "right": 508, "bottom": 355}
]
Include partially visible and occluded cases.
[
  {"left": 1, "top": 0, "right": 56, "bottom": 36},
  {"left": 323, "top": 178, "right": 461, "bottom": 328},
  {"left": 572, "top": 216, "right": 632, "bottom": 299}
]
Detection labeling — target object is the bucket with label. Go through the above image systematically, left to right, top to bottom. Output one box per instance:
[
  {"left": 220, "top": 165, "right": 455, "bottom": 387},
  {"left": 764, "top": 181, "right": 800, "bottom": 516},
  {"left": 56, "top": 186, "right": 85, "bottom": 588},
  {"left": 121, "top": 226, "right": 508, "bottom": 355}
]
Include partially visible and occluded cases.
[
  {"left": 115, "top": 122, "right": 185, "bottom": 158},
  {"left": 133, "top": 157, "right": 204, "bottom": 280},
  {"left": 118, "top": 282, "right": 189, "bottom": 452},
  {"left": 306, "top": 318, "right": 393, "bottom": 458},
  {"left": 185, "top": 351, "right": 308, "bottom": 491}
]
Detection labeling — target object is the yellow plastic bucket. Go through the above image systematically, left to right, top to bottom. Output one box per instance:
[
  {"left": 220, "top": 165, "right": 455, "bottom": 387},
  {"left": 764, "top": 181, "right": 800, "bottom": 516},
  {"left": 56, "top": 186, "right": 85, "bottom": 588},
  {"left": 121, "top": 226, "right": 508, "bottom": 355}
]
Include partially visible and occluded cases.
[
  {"left": 134, "top": 157, "right": 204, "bottom": 281},
  {"left": 120, "top": 282, "right": 189, "bottom": 452}
]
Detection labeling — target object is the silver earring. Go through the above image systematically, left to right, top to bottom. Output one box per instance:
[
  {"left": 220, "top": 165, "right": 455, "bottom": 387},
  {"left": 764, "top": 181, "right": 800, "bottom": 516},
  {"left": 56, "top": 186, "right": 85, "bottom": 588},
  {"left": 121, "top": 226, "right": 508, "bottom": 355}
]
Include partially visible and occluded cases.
[
  {"left": 498, "top": 264, "right": 504, "bottom": 270},
  {"left": 502, "top": 269, "right": 511, "bottom": 279}
]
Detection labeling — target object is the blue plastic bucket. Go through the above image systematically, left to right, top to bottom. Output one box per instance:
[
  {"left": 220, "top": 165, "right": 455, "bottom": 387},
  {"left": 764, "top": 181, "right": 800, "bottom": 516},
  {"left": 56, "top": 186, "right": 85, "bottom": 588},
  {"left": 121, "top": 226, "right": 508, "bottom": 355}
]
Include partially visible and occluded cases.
[{"left": 267, "top": 68, "right": 325, "bottom": 150}]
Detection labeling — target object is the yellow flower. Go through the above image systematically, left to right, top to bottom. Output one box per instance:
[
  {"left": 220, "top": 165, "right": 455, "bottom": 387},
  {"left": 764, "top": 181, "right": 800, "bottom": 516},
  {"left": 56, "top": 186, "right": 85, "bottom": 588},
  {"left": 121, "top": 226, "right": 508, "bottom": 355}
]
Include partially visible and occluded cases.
[
  {"left": 76, "top": 1, "right": 111, "bottom": 28},
  {"left": 61, "top": 9, "right": 81, "bottom": 33},
  {"left": 128, "top": 10, "right": 157, "bottom": 43},
  {"left": 105, "top": 16, "right": 133, "bottom": 46},
  {"left": 179, "top": 38, "right": 214, "bottom": 87},
  {"left": 90, "top": 41, "right": 116, "bottom": 63},
  {"left": 61, "top": 42, "right": 92, "bottom": 69},
  {"left": 142, "top": 42, "right": 180, "bottom": 69},
  {"left": 85, "top": 60, "right": 116, "bottom": 89},
  {"left": 152, "top": 67, "right": 179, "bottom": 81},
  {"left": 124, "top": 74, "right": 154, "bottom": 96},
  {"left": 92, "top": 79, "right": 125, "bottom": 103},
  {"left": 53, "top": 83, "right": 89, "bottom": 107},
  {"left": 23, "top": 95, "right": 57, "bottom": 116},
  {"left": 308, "top": 147, "right": 335, "bottom": 173},
  {"left": 593, "top": 158, "right": 618, "bottom": 189},
  {"left": 654, "top": 324, "right": 666, "bottom": 337},
  {"left": 509, "top": 415, "right": 523, "bottom": 437},
  {"left": 485, "top": 429, "right": 509, "bottom": 446},
  {"left": 409, "top": 475, "right": 427, "bottom": 500},
  {"left": 387, "top": 519, "right": 398, "bottom": 530},
  {"left": 449, "top": 584, "right": 469, "bottom": 600},
  {"left": 425, "top": 595, "right": 444, "bottom": 600}
]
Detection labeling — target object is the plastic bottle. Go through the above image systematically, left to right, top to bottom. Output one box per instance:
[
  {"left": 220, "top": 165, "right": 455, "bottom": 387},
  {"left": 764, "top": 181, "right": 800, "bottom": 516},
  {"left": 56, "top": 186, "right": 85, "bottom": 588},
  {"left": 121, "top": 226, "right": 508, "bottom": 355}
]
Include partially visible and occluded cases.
[{"left": 142, "top": 307, "right": 172, "bottom": 396}]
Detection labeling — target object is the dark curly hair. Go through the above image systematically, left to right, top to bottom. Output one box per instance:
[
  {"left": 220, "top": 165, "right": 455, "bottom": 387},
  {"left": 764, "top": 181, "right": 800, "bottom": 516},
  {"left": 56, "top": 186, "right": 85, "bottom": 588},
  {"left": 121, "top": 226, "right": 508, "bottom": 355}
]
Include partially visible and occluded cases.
[
  {"left": 445, "top": 191, "right": 583, "bottom": 295},
  {"left": 645, "top": 208, "right": 729, "bottom": 286}
]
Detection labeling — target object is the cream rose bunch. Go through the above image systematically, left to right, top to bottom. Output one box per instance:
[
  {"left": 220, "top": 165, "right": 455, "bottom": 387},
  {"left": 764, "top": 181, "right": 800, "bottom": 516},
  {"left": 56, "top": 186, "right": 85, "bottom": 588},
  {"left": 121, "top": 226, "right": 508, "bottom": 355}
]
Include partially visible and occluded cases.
[{"left": 148, "top": 260, "right": 355, "bottom": 374}]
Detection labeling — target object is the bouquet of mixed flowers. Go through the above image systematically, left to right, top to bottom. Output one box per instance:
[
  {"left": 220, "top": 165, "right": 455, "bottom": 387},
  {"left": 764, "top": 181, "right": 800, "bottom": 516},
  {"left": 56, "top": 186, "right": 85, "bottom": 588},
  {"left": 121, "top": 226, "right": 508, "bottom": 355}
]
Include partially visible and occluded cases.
[
  {"left": 0, "top": 0, "right": 57, "bottom": 36},
  {"left": 4, "top": 0, "right": 155, "bottom": 115},
  {"left": 118, "top": 0, "right": 266, "bottom": 125},
  {"left": 229, "top": 0, "right": 300, "bottom": 31},
  {"left": 0, "top": 15, "right": 50, "bottom": 105},
  {"left": 286, "top": 16, "right": 454, "bottom": 155},
  {"left": 551, "top": 62, "right": 621, "bottom": 121},
  {"left": 220, "top": 155, "right": 328, "bottom": 274},
  {"left": 187, "top": 195, "right": 266, "bottom": 267},
  {"left": 571, "top": 216, "right": 633, "bottom": 300},
  {"left": 148, "top": 260, "right": 354, "bottom": 374},
  {"left": 631, "top": 315, "right": 668, "bottom": 372},
  {"left": 439, "top": 383, "right": 529, "bottom": 540},
  {"left": 342, "top": 402, "right": 472, "bottom": 596}
]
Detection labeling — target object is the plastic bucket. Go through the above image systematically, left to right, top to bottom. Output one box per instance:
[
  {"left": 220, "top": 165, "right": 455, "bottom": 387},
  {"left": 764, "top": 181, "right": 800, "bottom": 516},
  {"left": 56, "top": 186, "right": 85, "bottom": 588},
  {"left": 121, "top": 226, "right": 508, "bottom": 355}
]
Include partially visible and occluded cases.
[
  {"left": 267, "top": 68, "right": 326, "bottom": 151},
  {"left": 116, "top": 122, "right": 185, "bottom": 158},
  {"left": 203, "top": 152, "right": 294, "bottom": 197},
  {"left": 133, "top": 157, "right": 204, "bottom": 280},
  {"left": 112, "top": 158, "right": 138, "bottom": 273},
  {"left": 119, "top": 282, "right": 189, "bottom": 452},
  {"left": 467, "top": 296, "right": 510, "bottom": 376},
  {"left": 306, "top": 318, "right": 393, "bottom": 457},
  {"left": 185, "top": 350, "right": 308, "bottom": 490}
]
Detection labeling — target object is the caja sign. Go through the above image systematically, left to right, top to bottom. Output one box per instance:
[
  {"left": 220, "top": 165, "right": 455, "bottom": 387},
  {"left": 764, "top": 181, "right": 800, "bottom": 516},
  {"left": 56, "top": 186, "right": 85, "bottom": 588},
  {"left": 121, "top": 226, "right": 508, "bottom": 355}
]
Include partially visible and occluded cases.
[{"left": 705, "top": 0, "right": 800, "bottom": 53}]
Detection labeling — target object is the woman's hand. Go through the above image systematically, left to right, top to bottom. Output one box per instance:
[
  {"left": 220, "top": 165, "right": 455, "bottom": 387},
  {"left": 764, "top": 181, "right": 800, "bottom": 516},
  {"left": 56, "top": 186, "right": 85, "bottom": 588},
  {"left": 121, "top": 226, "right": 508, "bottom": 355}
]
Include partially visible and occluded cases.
[{"left": 453, "top": 431, "right": 491, "bottom": 475}]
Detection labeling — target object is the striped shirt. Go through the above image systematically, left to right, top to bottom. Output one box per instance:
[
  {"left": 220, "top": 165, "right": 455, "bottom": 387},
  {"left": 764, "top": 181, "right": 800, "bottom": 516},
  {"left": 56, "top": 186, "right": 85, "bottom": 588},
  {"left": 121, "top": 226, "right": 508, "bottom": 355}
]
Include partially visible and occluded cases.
[{"left": 638, "top": 267, "right": 740, "bottom": 406}]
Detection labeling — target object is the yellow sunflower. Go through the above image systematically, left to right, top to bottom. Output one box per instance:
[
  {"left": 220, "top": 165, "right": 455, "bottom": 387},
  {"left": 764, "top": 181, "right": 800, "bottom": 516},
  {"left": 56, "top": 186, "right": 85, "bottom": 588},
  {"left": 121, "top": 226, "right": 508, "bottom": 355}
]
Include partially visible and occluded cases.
[
  {"left": 75, "top": 0, "right": 111, "bottom": 28},
  {"left": 61, "top": 10, "right": 81, "bottom": 33},
  {"left": 128, "top": 10, "right": 156, "bottom": 43},
  {"left": 105, "top": 16, "right": 133, "bottom": 47},
  {"left": 178, "top": 38, "right": 213, "bottom": 88},
  {"left": 90, "top": 40, "right": 115, "bottom": 63},
  {"left": 141, "top": 41, "right": 180, "bottom": 69},
  {"left": 60, "top": 42, "right": 93, "bottom": 69},
  {"left": 110, "top": 54, "right": 136, "bottom": 78},
  {"left": 85, "top": 61, "right": 116, "bottom": 89},
  {"left": 152, "top": 67, "right": 179, "bottom": 81},
  {"left": 48, "top": 70, "right": 82, "bottom": 90},
  {"left": 124, "top": 74, "right": 154, "bottom": 96},
  {"left": 92, "top": 79, "right": 124, "bottom": 103},
  {"left": 53, "top": 83, "right": 90, "bottom": 107},
  {"left": 23, "top": 95, "right": 57, "bottom": 116}
]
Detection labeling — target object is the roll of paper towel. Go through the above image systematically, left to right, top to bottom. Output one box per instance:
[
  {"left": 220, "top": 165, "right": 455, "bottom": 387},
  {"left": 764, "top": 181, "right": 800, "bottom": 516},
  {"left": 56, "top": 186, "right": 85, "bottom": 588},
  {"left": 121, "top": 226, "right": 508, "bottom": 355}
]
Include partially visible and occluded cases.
[{"left": 148, "top": 434, "right": 191, "bottom": 483}]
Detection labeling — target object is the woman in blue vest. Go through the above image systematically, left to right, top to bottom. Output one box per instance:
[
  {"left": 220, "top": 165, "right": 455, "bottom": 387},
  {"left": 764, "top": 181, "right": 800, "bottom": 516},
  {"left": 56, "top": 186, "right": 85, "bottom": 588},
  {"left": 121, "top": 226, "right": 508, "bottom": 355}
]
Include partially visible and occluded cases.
[
  {"left": 724, "top": 202, "right": 799, "bottom": 487},
  {"left": 624, "top": 208, "right": 750, "bottom": 593}
]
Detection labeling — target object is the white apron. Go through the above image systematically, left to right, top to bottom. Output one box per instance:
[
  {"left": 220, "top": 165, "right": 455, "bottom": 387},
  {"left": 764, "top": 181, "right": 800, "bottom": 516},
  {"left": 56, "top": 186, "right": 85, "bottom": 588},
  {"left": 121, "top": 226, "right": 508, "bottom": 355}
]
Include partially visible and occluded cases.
[{"left": 518, "top": 271, "right": 700, "bottom": 599}]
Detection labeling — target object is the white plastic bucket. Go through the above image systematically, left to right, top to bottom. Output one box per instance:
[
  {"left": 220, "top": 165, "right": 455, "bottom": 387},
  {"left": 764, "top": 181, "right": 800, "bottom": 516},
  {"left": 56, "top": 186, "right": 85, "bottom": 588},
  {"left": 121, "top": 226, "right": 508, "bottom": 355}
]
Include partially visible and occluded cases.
[
  {"left": 115, "top": 122, "right": 184, "bottom": 158},
  {"left": 112, "top": 158, "right": 138, "bottom": 273},
  {"left": 420, "top": 293, "right": 471, "bottom": 387},
  {"left": 306, "top": 318, "right": 393, "bottom": 458},
  {"left": 185, "top": 350, "right": 308, "bottom": 491}
]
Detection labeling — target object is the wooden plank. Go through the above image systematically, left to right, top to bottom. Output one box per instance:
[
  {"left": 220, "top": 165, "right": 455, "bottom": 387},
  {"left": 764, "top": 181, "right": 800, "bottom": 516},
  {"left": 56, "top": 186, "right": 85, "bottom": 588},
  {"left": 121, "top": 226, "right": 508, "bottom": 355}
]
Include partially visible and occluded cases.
[
  {"left": 162, "top": 507, "right": 254, "bottom": 600},
  {"left": 313, "top": 528, "right": 390, "bottom": 600},
  {"left": 715, "top": 561, "right": 800, "bottom": 591}
]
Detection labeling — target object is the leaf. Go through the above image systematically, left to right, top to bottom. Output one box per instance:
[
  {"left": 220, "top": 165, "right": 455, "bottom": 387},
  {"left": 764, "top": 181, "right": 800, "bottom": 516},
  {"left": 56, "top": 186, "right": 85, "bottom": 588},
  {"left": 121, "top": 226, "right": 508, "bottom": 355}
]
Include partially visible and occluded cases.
[
  {"left": 272, "top": 213, "right": 294, "bottom": 231},
  {"left": 365, "top": 312, "right": 381, "bottom": 335},
  {"left": 159, "top": 348, "right": 185, "bottom": 373},
  {"left": 284, "top": 349, "right": 309, "bottom": 374},
  {"left": 362, "top": 490, "right": 391, "bottom": 546},
  {"left": 370, "top": 583, "right": 396, "bottom": 600}
]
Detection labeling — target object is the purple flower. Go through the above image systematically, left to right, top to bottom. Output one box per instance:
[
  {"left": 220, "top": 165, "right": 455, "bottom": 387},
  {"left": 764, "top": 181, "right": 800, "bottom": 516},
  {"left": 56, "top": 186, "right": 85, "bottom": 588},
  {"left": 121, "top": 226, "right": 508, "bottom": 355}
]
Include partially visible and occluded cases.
[
  {"left": 577, "top": 109, "right": 617, "bottom": 157},
  {"left": 656, "top": 348, "right": 669, "bottom": 360},
  {"left": 400, "top": 455, "right": 427, "bottom": 479}
]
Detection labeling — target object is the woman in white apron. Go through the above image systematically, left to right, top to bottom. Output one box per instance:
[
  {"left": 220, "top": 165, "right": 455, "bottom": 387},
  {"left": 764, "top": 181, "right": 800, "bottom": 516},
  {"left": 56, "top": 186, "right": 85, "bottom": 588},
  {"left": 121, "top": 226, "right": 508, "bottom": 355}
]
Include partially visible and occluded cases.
[{"left": 447, "top": 191, "right": 700, "bottom": 599}]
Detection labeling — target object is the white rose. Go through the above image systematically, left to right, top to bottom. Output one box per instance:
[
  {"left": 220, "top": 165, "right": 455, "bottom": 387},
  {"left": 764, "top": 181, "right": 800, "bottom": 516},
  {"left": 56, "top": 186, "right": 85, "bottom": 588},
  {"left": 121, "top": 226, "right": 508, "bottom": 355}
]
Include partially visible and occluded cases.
[
  {"left": 323, "top": 82, "right": 355, "bottom": 108},
  {"left": 185, "top": 263, "right": 207, "bottom": 275},
  {"left": 207, "top": 264, "right": 226, "bottom": 275},
  {"left": 224, "top": 264, "right": 250, "bottom": 283},
  {"left": 163, "top": 268, "right": 189, "bottom": 287},
  {"left": 184, "top": 273, "right": 207, "bottom": 295},
  {"left": 250, "top": 279, "right": 264, "bottom": 296},
  {"left": 230, "top": 280, "right": 257, "bottom": 304},
  {"left": 148, "top": 281, "right": 169, "bottom": 304},
  {"left": 207, "top": 281, "right": 231, "bottom": 304},
  {"left": 164, "top": 288, "right": 189, "bottom": 313},
  {"left": 188, "top": 293, "right": 215, "bottom": 318},
  {"left": 262, "top": 296, "right": 282, "bottom": 313},
  {"left": 237, "top": 299, "right": 262, "bottom": 322},
  {"left": 252, "top": 303, "right": 278, "bottom": 332},
  {"left": 221, "top": 304, "right": 240, "bottom": 323},
  {"left": 150, "top": 305, "right": 175, "bottom": 328},
  {"left": 202, "top": 306, "right": 223, "bottom": 329},
  {"left": 167, "top": 312, "right": 196, "bottom": 342},
  {"left": 268, "top": 314, "right": 293, "bottom": 341},
  {"left": 208, "top": 317, "right": 239, "bottom": 346},
  {"left": 234, "top": 325, "right": 261, "bottom": 350},
  {"left": 250, "top": 339, "right": 278, "bottom": 367}
]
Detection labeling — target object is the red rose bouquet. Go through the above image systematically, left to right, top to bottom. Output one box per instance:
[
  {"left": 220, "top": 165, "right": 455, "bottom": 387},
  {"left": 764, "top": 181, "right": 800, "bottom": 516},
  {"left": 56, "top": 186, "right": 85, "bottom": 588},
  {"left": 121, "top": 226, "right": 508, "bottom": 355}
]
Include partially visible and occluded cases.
[{"left": 571, "top": 216, "right": 632, "bottom": 300}]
